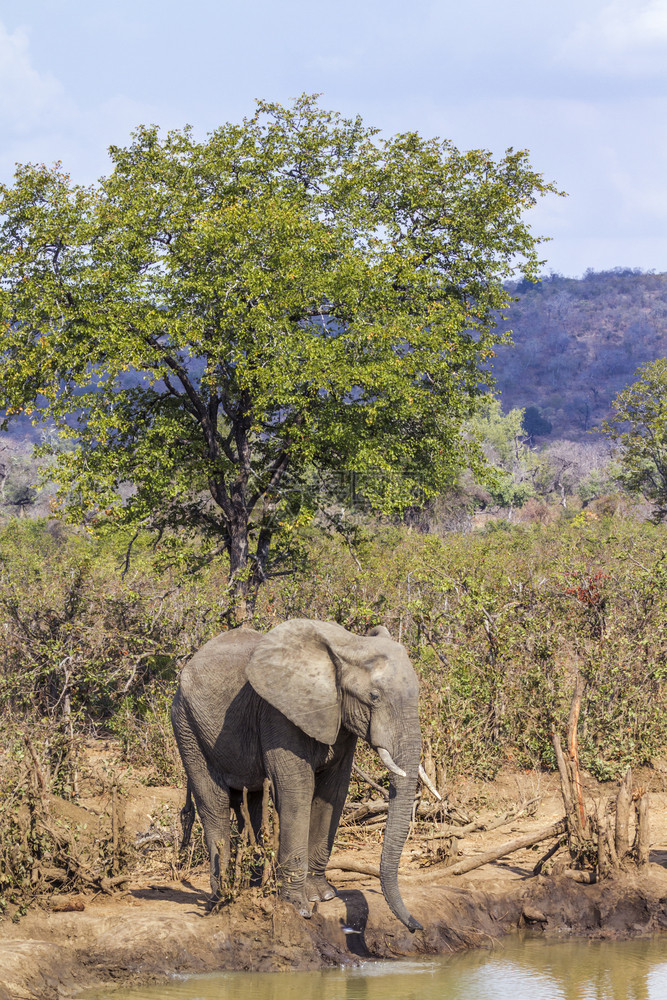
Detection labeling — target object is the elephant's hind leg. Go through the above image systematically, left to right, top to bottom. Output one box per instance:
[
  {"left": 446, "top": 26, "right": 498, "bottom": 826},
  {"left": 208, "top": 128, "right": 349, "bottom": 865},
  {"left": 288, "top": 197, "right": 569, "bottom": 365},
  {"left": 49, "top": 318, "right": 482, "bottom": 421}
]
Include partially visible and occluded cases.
[
  {"left": 172, "top": 692, "right": 231, "bottom": 898},
  {"left": 180, "top": 752, "right": 231, "bottom": 897}
]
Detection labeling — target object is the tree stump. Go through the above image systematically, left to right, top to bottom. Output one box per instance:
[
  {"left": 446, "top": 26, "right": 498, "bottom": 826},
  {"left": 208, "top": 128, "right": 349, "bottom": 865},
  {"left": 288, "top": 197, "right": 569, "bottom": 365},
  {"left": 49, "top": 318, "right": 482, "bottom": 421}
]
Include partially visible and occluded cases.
[{"left": 554, "top": 673, "right": 651, "bottom": 877}]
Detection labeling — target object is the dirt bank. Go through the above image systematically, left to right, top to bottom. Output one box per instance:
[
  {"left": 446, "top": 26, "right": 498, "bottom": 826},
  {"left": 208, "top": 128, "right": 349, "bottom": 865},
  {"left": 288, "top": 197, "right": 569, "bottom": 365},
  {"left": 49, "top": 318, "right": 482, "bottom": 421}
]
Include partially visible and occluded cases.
[
  {"left": 3, "top": 759, "right": 667, "bottom": 999},
  {"left": 2, "top": 866, "right": 667, "bottom": 999}
]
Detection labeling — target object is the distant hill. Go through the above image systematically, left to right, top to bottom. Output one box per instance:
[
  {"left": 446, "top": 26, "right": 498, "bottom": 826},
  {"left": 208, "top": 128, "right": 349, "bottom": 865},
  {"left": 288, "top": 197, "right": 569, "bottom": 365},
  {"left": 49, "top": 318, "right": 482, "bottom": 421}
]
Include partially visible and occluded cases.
[{"left": 491, "top": 269, "right": 667, "bottom": 439}]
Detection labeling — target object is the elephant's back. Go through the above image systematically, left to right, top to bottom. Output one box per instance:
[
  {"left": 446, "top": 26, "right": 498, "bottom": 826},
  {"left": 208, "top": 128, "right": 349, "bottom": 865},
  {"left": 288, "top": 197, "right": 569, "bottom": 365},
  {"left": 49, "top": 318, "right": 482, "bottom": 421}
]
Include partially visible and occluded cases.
[{"left": 178, "top": 627, "right": 263, "bottom": 703}]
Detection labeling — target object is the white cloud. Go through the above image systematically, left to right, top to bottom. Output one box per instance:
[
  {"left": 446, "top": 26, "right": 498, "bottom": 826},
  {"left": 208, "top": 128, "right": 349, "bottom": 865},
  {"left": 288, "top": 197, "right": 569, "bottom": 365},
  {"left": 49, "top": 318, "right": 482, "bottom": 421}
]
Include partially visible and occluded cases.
[
  {"left": 561, "top": 0, "right": 667, "bottom": 74},
  {"left": 0, "top": 19, "right": 171, "bottom": 185},
  {"left": 0, "top": 22, "right": 68, "bottom": 132}
]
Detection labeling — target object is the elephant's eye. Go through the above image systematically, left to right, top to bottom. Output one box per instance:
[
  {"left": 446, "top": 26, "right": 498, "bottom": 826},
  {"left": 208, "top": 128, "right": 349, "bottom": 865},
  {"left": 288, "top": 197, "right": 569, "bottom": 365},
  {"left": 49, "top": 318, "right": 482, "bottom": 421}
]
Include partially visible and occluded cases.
[{"left": 370, "top": 690, "right": 381, "bottom": 704}]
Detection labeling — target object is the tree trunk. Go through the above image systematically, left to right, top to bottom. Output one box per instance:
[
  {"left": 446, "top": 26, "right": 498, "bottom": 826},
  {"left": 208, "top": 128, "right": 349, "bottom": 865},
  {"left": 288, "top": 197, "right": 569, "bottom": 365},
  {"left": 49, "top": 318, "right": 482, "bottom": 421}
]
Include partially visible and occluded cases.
[{"left": 228, "top": 517, "right": 250, "bottom": 624}]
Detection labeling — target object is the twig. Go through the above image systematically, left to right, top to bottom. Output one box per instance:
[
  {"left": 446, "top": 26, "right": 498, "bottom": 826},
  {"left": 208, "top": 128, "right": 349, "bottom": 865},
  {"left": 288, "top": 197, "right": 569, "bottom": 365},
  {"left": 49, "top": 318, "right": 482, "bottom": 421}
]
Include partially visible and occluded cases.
[
  {"left": 121, "top": 530, "right": 140, "bottom": 579},
  {"left": 241, "top": 787, "right": 256, "bottom": 847}
]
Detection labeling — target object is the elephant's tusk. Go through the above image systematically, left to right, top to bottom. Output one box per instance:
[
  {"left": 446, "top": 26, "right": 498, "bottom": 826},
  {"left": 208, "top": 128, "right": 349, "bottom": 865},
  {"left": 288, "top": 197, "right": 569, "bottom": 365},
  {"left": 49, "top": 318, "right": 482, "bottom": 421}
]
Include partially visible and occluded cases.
[
  {"left": 377, "top": 747, "right": 407, "bottom": 778},
  {"left": 418, "top": 765, "right": 442, "bottom": 800}
]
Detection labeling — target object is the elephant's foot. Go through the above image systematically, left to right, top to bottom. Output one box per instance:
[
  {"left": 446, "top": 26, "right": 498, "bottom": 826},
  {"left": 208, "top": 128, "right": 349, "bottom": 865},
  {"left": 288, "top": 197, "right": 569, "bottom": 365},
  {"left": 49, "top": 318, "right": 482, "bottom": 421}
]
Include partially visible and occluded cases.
[
  {"left": 279, "top": 873, "right": 313, "bottom": 918},
  {"left": 306, "top": 873, "right": 337, "bottom": 902}
]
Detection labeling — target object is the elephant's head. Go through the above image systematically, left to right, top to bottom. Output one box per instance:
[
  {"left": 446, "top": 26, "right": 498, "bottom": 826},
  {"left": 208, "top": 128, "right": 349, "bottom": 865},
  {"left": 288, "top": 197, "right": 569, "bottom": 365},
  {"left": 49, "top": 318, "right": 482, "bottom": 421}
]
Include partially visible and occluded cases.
[{"left": 245, "top": 618, "right": 423, "bottom": 931}]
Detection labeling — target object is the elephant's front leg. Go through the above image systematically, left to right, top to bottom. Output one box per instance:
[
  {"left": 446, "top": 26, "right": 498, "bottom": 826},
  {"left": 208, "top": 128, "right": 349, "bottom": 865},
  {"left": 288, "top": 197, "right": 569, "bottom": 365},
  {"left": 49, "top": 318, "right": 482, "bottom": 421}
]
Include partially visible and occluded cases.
[
  {"left": 307, "top": 735, "right": 356, "bottom": 902},
  {"left": 268, "top": 758, "right": 316, "bottom": 918}
]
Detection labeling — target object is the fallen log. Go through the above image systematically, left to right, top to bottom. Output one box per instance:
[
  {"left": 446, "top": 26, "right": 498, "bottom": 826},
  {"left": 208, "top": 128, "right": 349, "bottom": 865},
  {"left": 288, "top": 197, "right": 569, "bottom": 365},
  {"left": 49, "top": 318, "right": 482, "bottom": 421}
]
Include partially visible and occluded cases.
[
  {"left": 344, "top": 796, "right": 538, "bottom": 835},
  {"left": 343, "top": 799, "right": 391, "bottom": 823},
  {"left": 430, "top": 818, "right": 568, "bottom": 877},
  {"left": 329, "top": 819, "right": 568, "bottom": 883},
  {"left": 327, "top": 858, "right": 381, "bottom": 879},
  {"left": 562, "top": 868, "right": 596, "bottom": 884}
]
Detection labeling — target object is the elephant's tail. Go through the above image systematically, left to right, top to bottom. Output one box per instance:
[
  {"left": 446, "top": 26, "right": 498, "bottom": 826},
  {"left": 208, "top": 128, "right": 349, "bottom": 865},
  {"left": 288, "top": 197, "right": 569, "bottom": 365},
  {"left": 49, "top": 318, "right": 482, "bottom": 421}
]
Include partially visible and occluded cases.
[{"left": 179, "top": 781, "right": 195, "bottom": 851}]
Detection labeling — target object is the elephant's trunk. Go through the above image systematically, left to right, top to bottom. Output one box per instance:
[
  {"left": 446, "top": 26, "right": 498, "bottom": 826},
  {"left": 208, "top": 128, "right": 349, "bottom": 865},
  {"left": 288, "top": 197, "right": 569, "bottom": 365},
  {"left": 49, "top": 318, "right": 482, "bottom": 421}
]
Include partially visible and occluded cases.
[{"left": 376, "top": 736, "right": 422, "bottom": 932}]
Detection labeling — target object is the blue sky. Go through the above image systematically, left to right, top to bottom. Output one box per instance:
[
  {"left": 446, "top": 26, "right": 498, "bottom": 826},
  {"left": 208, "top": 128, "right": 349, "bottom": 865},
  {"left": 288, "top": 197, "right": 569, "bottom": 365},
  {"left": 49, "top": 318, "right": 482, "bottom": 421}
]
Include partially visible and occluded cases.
[{"left": 1, "top": 0, "right": 666, "bottom": 277}]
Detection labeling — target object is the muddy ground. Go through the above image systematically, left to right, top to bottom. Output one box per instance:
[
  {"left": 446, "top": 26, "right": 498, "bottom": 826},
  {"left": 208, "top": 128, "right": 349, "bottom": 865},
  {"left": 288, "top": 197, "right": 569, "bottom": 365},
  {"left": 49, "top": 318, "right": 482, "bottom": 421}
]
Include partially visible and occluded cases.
[{"left": 2, "top": 749, "right": 667, "bottom": 1000}]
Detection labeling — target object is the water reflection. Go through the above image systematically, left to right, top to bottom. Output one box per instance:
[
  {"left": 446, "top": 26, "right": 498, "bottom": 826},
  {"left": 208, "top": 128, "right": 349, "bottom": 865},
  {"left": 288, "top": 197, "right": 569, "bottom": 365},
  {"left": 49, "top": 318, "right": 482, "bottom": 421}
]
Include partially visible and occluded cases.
[{"left": 83, "top": 937, "right": 667, "bottom": 1000}]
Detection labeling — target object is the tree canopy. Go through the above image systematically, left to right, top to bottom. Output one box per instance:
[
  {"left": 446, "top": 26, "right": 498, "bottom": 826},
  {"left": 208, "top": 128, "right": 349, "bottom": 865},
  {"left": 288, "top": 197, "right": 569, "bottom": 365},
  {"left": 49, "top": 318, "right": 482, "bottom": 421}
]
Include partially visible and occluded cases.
[
  {"left": 0, "top": 95, "right": 559, "bottom": 610},
  {"left": 602, "top": 359, "right": 667, "bottom": 520},
  {"left": 466, "top": 396, "right": 536, "bottom": 509}
]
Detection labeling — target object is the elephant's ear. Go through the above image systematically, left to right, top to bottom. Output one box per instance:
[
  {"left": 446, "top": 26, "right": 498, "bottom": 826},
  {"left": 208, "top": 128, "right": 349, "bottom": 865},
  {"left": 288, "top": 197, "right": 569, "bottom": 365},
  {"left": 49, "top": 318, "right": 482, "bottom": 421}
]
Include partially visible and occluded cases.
[{"left": 245, "top": 620, "right": 342, "bottom": 745}]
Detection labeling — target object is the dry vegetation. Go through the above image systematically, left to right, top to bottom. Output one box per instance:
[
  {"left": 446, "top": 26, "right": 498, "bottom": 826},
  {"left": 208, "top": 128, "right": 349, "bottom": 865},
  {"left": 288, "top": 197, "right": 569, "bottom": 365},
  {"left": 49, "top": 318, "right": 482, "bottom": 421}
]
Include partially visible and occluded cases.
[{"left": 1, "top": 504, "right": 667, "bottom": 917}]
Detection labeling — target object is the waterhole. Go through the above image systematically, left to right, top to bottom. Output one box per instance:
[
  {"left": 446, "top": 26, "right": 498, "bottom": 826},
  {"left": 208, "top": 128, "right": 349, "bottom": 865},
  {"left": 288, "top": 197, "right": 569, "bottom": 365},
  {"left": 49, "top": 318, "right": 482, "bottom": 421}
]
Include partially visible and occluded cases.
[{"left": 83, "top": 936, "right": 667, "bottom": 1000}]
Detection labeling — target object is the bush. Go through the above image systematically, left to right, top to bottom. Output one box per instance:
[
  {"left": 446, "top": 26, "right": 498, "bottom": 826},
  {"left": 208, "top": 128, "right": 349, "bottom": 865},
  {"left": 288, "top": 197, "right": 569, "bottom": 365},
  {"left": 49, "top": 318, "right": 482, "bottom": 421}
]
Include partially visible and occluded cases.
[{"left": 1, "top": 512, "right": 666, "bottom": 787}]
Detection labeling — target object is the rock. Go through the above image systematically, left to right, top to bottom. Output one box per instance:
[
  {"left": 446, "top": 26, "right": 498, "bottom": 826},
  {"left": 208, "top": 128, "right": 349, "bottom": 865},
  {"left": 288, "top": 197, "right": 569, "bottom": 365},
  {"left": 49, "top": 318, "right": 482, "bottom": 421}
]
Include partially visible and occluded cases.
[{"left": 522, "top": 906, "right": 547, "bottom": 923}]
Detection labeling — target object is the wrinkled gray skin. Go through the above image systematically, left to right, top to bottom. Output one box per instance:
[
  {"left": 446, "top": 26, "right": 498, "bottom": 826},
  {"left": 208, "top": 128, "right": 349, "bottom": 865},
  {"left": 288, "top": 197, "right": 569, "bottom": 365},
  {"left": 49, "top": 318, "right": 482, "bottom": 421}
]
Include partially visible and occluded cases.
[{"left": 171, "top": 619, "right": 423, "bottom": 931}]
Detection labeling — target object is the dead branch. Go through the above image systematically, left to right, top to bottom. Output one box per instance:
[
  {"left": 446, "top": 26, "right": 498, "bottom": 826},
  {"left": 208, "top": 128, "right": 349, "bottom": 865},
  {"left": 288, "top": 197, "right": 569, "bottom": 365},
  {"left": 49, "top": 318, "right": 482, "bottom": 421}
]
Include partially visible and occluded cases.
[
  {"left": 567, "top": 672, "right": 587, "bottom": 832},
  {"left": 551, "top": 726, "right": 576, "bottom": 826},
  {"left": 24, "top": 734, "right": 47, "bottom": 794},
  {"left": 352, "top": 764, "right": 389, "bottom": 800},
  {"left": 615, "top": 768, "right": 633, "bottom": 861},
  {"left": 260, "top": 778, "right": 273, "bottom": 887},
  {"left": 240, "top": 787, "right": 256, "bottom": 847},
  {"left": 636, "top": 793, "right": 650, "bottom": 867},
  {"left": 345, "top": 796, "right": 539, "bottom": 841},
  {"left": 594, "top": 798, "right": 612, "bottom": 878},
  {"left": 344, "top": 799, "right": 390, "bottom": 824},
  {"left": 330, "top": 817, "right": 567, "bottom": 882},
  {"left": 434, "top": 818, "right": 567, "bottom": 877},
  {"left": 532, "top": 836, "right": 567, "bottom": 875},
  {"left": 327, "top": 858, "right": 381, "bottom": 879},
  {"left": 562, "top": 869, "right": 596, "bottom": 884}
]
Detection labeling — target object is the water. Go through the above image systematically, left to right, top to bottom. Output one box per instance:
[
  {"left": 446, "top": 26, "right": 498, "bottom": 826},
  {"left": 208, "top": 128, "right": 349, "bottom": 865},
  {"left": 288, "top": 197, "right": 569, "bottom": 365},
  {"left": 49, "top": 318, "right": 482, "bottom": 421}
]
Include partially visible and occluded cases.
[{"left": 84, "top": 937, "right": 667, "bottom": 1000}]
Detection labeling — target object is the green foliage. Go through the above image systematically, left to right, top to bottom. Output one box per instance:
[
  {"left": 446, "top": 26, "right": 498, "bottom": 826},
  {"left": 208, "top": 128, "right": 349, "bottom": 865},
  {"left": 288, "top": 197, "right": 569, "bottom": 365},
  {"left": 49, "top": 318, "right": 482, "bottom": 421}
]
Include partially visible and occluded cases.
[
  {"left": 0, "top": 95, "right": 559, "bottom": 598},
  {"left": 602, "top": 359, "right": 667, "bottom": 520},
  {"left": 465, "top": 396, "right": 536, "bottom": 508},
  {"left": 577, "top": 466, "right": 618, "bottom": 506}
]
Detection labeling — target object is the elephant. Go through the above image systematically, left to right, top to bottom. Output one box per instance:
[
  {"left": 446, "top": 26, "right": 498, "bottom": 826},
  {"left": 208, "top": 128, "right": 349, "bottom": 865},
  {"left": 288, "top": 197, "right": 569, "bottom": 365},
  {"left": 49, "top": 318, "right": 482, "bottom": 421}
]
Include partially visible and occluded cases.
[{"left": 171, "top": 618, "right": 435, "bottom": 932}]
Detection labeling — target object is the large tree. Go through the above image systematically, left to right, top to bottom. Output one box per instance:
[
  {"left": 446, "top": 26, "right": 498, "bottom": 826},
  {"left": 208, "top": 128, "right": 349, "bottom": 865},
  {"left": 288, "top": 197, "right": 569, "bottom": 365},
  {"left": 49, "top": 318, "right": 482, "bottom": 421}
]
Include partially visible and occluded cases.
[
  {"left": 0, "top": 96, "right": 559, "bottom": 611},
  {"left": 602, "top": 359, "right": 667, "bottom": 520}
]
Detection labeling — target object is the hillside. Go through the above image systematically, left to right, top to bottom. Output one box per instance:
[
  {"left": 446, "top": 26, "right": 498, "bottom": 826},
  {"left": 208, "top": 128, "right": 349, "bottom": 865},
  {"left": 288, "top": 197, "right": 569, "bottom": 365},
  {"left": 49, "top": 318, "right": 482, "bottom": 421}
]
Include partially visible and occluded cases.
[{"left": 493, "top": 269, "right": 667, "bottom": 439}]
